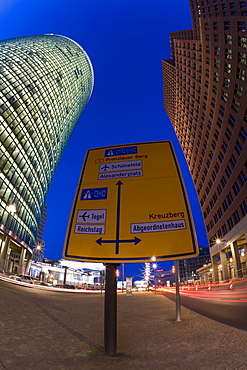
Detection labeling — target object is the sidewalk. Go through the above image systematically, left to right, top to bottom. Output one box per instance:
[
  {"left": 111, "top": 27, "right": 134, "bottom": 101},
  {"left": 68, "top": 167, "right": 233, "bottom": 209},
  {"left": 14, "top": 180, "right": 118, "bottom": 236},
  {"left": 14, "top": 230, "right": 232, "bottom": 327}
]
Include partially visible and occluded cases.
[{"left": 0, "top": 284, "right": 247, "bottom": 370}]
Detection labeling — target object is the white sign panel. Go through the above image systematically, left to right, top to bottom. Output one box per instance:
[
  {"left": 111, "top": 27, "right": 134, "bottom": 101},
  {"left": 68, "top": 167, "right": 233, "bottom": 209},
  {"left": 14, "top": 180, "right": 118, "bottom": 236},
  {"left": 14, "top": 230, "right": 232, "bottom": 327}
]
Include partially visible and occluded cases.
[
  {"left": 99, "top": 160, "right": 142, "bottom": 173},
  {"left": 98, "top": 170, "right": 143, "bottom": 180},
  {"left": 76, "top": 210, "right": 106, "bottom": 223},
  {"left": 131, "top": 220, "right": 186, "bottom": 233},
  {"left": 75, "top": 224, "right": 105, "bottom": 234}
]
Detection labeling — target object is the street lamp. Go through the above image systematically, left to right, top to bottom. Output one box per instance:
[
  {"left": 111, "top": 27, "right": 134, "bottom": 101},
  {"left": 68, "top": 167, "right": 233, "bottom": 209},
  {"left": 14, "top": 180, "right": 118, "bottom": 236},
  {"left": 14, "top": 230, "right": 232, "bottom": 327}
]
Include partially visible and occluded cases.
[
  {"left": 6, "top": 203, "right": 17, "bottom": 230},
  {"left": 6, "top": 204, "right": 17, "bottom": 214},
  {"left": 216, "top": 238, "right": 227, "bottom": 245},
  {"left": 32, "top": 242, "right": 45, "bottom": 263},
  {"left": 152, "top": 262, "right": 157, "bottom": 293}
]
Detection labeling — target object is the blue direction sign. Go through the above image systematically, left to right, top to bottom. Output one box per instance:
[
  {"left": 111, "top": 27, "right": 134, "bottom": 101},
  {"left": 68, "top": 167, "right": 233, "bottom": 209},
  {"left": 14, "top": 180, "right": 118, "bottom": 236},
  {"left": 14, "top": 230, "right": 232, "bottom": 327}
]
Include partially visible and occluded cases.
[
  {"left": 105, "top": 146, "right": 138, "bottom": 157},
  {"left": 81, "top": 187, "right": 108, "bottom": 200}
]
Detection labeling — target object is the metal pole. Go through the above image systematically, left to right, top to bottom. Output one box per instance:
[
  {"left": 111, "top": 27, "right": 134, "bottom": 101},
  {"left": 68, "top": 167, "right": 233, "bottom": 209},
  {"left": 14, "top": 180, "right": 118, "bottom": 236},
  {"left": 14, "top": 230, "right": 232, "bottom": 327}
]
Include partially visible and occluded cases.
[
  {"left": 175, "top": 260, "right": 181, "bottom": 322},
  {"left": 104, "top": 263, "right": 117, "bottom": 356},
  {"left": 122, "top": 263, "right": 124, "bottom": 293},
  {"left": 63, "top": 266, "right": 68, "bottom": 286},
  {"left": 154, "top": 268, "right": 156, "bottom": 293},
  {"left": 100, "top": 270, "right": 103, "bottom": 295}
]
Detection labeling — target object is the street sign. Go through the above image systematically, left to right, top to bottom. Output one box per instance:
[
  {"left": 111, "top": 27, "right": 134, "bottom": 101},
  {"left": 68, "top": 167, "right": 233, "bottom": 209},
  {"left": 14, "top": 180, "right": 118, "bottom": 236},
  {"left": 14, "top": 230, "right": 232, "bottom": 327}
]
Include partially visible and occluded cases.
[
  {"left": 63, "top": 141, "right": 198, "bottom": 262},
  {"left": 81, "top": 187, "right": 108, "bottom": 200}
]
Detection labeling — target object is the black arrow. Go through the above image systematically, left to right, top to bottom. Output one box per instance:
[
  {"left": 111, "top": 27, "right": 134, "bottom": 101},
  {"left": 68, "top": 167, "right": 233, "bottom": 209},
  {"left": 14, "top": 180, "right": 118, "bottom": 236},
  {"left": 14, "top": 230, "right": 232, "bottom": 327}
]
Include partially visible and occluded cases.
[
  {"left": 95, "top": 180, "right": 142, "bottom": 253},
  {"left": 115, "top": 180, "right": 123, "bottom": 254},
  {"left": 96, "top": 237, "right": 141, "bottom": 246}
]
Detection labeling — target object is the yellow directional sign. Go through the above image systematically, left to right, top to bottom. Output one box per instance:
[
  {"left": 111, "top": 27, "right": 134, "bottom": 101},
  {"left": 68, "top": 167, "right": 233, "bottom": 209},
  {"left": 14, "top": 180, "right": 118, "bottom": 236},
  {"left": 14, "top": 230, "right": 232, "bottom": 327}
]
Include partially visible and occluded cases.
[{"left": 63, "top": 141, "right": 198, "bottom": 262}]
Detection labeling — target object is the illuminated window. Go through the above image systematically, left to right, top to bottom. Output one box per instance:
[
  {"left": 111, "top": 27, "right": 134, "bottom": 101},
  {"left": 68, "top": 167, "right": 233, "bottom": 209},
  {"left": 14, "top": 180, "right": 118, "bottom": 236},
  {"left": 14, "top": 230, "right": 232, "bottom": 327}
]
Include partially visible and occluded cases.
[
  {"left": 0, "top": 34, "right": 94, "bottom": 244},
  {"left": 226, "top": 34, "right": 232, "bottom": 44},
  {"left": 239, "top": 36, "right": 247, "bottom": 47},
  {"left": 214, "top": 46, "right": 220, "bottom": 55},
  {"left": 225, "top": 63, "right": 231, "bottom": 73},
  {"left": 221, "top": 91, "right": 228, "bottom": 102},
  {"left": 232, "top": 99, "right": 240, "bottom": 112}
]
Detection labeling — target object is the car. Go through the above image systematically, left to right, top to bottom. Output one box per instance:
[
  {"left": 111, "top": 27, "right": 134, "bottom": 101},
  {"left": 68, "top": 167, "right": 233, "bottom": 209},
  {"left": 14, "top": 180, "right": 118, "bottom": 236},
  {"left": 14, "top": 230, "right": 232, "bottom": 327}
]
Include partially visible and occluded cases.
[
  {"left": 10, "top": 274, "right": 34, "bottom": 284},
  {"left": 10, "top": 274, "right": 22, "bottom": 281},
  {"left": 20, "top": 275, "right": 34, "bottom": 284},
  {"left": 38, "top": 281, "right": 53, "bottom": 287},
  {"left": 63, "top": 284, "right": 75, "bottom": 289}
]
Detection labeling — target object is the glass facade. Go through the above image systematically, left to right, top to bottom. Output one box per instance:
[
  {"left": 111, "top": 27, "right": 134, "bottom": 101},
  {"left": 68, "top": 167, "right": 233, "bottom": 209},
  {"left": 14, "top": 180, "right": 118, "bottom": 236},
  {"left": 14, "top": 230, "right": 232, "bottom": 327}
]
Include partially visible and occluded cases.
[{"left": 0, "top": 34, "right": 94, "bottom": 247}]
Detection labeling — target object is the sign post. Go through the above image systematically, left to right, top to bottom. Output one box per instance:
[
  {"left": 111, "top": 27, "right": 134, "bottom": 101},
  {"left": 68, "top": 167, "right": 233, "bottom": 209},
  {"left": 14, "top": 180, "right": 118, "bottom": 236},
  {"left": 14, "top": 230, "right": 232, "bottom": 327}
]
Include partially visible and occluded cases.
[
  {"left": 63, "top": 141, "right": 198, "bottom": 356},
  {"left": 174, "top": 260, "right": 181, "bottom": 322},
  {"left": 104, "top": 263, "right": 117, "bottom": 356}
]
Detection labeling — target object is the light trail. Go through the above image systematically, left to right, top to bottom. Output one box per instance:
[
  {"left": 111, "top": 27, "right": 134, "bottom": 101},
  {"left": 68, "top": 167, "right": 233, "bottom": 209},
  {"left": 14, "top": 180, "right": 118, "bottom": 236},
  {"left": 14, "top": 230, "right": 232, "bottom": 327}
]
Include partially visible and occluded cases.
[{"left": 158, "top": 285, "right": 247, "bottom": 302}]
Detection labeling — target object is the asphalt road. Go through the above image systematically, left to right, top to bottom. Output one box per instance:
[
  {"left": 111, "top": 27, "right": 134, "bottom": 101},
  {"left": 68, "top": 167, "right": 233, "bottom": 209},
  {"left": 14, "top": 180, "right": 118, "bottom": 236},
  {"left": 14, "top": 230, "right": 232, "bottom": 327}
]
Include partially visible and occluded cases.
[
  {"left": 1, "top": 278, "right": 247, "bottom": 370},
  {"left": 161, "top": 287, "right": 247, "bottom": 331}
]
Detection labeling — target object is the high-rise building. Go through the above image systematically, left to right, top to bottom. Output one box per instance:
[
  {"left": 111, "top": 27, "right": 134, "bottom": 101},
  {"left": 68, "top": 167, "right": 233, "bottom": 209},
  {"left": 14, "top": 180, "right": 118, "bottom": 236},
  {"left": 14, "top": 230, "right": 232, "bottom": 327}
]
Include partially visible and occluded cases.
[
  {"left": 162, "top": 0, "right": 247, "bottom": 282},
  {"left": 0, "top": 34, "right": 94, "bottom": 273},
  {"left": 32, "top": 204, "right": 47, "bottom": 262},
  {"left": 179, "top": 246, "right": 211, "bottom": 283},
  {"left": 154, "top": 269, "right": 175, "bottom": 287}
]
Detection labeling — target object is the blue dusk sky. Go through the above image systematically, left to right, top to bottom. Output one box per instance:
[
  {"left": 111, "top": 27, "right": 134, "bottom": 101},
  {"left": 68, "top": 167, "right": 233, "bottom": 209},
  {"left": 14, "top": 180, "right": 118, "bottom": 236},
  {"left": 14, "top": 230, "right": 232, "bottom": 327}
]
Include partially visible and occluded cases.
[{"left": 0, "top": 0, "right": 208, "bottom": 279}]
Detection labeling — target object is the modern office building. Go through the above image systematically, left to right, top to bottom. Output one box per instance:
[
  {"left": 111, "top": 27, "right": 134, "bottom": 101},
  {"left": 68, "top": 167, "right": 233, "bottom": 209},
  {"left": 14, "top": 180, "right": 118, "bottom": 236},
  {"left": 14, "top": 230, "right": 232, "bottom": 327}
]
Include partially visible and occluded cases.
[
  {"left": 162, "top": 0, "right": 247, "bottom": 282},
  {"left": 0, "top": 34, "right": 94, "bottom": 273},
  {"left": 179, "top": 246, "right": 211, "bottom": 283},
  {"left": 30, "top": 259, "right": 104, "bottom": 288},
  {"left": 154, "top": 269, "right": 175, "bottom": 287}
]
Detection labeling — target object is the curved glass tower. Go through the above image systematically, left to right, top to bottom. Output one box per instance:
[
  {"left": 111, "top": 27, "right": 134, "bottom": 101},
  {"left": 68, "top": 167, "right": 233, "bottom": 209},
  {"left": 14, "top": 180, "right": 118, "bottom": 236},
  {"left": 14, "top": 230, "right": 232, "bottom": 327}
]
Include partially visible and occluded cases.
[{"left": 0, "top": 34, "right": 94, "bottom": 251}]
